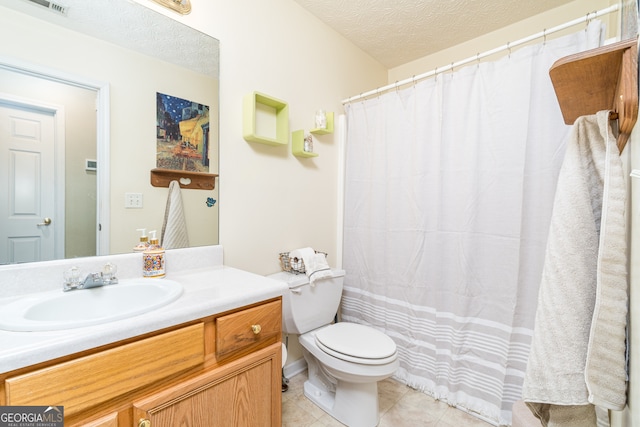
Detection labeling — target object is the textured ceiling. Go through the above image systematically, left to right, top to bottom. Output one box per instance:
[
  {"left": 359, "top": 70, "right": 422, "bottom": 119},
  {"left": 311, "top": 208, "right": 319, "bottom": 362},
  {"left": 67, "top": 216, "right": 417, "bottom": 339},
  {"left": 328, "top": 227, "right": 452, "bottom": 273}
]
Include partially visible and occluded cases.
[{"left": 293, "top": 0, "right": 577, "bottom": 68}]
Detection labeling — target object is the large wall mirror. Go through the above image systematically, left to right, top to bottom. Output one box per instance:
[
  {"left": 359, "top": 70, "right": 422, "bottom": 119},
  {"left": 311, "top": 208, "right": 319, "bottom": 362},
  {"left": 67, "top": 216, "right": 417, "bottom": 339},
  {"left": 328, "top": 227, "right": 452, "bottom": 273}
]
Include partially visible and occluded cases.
[{"left": 0, "top": 0, "right": 219, "bottom": 264}]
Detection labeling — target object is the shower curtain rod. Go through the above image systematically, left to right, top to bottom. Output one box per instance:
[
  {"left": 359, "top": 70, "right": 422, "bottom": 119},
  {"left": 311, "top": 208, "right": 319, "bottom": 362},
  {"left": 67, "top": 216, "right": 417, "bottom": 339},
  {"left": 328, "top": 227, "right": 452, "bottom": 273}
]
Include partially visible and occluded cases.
[{"left": 342, "top": 4, "right": 620, "bottom": 104}]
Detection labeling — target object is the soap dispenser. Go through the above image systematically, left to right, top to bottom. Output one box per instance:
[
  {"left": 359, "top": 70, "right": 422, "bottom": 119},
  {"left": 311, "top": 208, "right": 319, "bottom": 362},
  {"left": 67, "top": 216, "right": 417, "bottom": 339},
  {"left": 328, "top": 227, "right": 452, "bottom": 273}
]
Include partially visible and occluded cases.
[
  {"left": 133, "top": 228, "right": 149, "bottom": 252},
  {"left": 142, "top": 230, "right": 165, "bottom": 278}
]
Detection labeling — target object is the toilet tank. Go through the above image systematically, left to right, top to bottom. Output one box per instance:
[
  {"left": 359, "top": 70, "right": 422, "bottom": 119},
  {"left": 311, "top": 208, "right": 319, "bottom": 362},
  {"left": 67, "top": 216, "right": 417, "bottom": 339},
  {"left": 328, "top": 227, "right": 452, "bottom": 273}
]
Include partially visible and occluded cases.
[{"left": 268, "top": 269, "right": 345, "bottom": 334}]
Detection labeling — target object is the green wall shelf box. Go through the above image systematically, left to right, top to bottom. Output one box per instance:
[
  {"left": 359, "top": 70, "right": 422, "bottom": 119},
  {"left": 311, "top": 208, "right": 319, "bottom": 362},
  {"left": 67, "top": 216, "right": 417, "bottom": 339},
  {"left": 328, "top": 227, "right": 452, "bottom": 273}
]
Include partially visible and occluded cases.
[
  {"left": 243, "top": 91, "right": 289, "bottom": 146},
  {"left": 310, "top": 112, "right": 334, "bottom": 135},
  {"left": 292, "top": 130, "right": 319, "bottom": 158}
]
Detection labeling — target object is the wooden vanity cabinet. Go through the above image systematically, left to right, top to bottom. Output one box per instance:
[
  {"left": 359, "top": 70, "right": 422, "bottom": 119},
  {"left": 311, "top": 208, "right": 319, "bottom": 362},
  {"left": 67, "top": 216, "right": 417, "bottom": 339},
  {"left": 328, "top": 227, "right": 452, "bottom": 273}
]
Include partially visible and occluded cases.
[{"left": 1, "top": 298, "right": 282, "bottom": 427}]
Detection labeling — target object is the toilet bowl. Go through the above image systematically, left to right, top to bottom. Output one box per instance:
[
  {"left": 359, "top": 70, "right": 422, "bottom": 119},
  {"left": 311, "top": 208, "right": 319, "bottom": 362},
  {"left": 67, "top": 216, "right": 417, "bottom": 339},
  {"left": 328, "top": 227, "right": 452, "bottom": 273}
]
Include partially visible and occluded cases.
[
  {"left": 268, "top": 269, "right": 398, "bottom": 427},
  {"left": 300, "top": 323, "right": 399, "bottom": 427}
]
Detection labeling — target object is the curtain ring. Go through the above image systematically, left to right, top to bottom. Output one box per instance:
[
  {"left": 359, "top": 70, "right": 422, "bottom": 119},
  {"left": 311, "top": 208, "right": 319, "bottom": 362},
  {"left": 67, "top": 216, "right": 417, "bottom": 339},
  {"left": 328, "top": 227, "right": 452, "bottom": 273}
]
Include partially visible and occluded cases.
[
  {"left": 586, "top": 11, "right": 596, "bottom": 30},
  {"left": 585, "top": 12, "right": 590, "bottom": 31},
  {"left": 542, "top": 28, "right": 547, "bottom": 45},
  {"left": 507, "top": 41, "right": 511, "bottom": 58},
  {"left": 476, "top": 52, "right": 480, "bottom": 68},
  {"left": 450, "top": 62, "right": 454, "bottom": 76},
  {"left": 434, "top": 68, "right": 438, "bottom": 82},
  {"left": 412, "top": 75, "right": 416, "bottom": 88}
]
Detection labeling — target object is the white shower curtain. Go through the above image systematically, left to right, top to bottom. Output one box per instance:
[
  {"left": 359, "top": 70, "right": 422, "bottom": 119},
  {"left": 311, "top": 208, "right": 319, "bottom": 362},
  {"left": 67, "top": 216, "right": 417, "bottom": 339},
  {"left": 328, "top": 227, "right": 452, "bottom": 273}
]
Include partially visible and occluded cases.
[{"left": 342, "top": 22, "right": 604, "bottom": 426}]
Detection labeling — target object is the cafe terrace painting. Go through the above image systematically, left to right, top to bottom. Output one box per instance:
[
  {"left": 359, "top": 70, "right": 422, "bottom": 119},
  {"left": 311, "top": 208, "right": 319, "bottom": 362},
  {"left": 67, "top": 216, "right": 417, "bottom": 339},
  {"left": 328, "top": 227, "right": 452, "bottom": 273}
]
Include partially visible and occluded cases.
[{"left": 156, "top": 92, "right": 210, "bottom": 172}]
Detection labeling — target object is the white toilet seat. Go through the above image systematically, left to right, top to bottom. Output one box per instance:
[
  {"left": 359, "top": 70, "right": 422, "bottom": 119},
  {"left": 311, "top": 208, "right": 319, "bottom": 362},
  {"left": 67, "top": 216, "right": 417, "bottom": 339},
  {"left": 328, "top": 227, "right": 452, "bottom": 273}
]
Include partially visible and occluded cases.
[{"left": 315, "top": 322, "right": 397, "bottom": 365}]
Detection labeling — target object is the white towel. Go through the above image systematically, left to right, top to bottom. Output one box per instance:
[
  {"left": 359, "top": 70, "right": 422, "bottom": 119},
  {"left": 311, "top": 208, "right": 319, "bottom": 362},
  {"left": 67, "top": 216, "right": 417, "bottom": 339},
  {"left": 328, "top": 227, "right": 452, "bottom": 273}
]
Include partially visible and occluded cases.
[
  {"left": 522, "top": 111, "right": 628, "bottom": 426},
  {"left": 161, "top": 180, "right": 190, "bottom": 249},
  {"left": 290, "top": 247, "right": 332, "bottom": 284}
]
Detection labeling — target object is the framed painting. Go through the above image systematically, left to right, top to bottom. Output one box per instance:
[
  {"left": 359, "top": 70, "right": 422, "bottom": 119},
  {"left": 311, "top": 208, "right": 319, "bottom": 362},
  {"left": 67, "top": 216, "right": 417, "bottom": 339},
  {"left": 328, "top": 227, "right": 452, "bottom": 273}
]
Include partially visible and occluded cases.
[{"left": 156, "top": 92, "right": 210, "bottom": 172}]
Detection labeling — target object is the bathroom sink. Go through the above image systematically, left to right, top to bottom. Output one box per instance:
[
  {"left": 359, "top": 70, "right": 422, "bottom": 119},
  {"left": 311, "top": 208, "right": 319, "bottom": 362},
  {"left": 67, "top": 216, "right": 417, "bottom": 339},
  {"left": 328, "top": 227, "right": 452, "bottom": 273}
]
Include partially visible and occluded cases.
[{"left": 0, "top": 279, "right": 183, "bottom": 332}]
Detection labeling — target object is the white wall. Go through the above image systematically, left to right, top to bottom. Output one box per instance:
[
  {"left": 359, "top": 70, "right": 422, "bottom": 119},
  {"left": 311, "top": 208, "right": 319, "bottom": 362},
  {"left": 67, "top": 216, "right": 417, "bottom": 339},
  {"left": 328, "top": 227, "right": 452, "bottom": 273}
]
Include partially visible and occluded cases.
[{"left": 216, "top": 0, "right": 387, "bottom": 274}]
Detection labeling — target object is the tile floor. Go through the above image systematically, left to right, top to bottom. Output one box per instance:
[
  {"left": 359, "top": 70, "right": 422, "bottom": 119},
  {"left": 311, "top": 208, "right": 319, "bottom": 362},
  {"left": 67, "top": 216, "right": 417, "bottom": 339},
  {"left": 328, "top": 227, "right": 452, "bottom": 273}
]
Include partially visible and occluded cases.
[{"left": 282, "top": 371, "right": 494, "bottom": 427}]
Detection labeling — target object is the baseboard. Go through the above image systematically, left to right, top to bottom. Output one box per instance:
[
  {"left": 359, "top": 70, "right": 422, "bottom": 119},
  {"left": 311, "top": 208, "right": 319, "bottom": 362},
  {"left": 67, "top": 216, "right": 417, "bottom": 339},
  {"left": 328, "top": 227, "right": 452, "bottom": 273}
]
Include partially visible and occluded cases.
[{"left": 283, "top": 357, "right": 307, "bottom": 379}]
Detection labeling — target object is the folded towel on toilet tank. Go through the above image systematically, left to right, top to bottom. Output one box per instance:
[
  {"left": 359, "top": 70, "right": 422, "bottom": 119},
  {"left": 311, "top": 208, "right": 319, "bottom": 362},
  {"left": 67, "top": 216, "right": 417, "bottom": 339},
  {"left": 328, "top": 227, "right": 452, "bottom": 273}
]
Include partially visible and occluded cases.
[{"left": 289, "top": 247, "right": 332, "bottom": 284}]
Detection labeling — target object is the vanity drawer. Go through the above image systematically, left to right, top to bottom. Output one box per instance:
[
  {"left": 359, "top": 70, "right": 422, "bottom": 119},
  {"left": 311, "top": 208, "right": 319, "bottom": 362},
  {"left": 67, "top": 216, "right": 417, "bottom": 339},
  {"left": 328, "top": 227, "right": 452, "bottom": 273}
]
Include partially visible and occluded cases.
[
  {"left": 216, "top": 300, "right": 281, "bottom": 358},
  {"left": 5, "top": 323, "right": 205, "bottom": 417}
]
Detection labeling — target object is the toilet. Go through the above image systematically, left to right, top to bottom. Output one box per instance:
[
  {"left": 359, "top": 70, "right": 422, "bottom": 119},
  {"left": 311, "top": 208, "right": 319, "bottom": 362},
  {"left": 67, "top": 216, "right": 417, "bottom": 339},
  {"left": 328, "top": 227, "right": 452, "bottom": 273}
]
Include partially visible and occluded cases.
[{"left": 269, "top": 269, "right": 398, "bottom": 427}]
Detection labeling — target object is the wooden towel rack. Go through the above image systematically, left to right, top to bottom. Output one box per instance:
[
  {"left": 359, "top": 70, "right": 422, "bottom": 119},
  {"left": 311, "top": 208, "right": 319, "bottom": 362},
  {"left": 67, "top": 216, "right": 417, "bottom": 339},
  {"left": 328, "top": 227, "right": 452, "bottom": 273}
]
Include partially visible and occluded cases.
[
  {"left": 549, "top": 38, "right": 638, "bottom": 154},
  {"left": 150, "top": 168, "right": 218, "bottom": 190}
]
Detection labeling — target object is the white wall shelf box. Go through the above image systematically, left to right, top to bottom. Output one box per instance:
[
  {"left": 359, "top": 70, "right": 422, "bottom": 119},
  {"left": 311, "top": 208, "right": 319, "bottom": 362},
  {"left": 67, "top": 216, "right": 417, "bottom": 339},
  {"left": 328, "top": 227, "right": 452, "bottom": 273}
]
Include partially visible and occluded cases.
[
  {"left": 243, "top": 91, "right": 289, "bottom": 146},
  {"left": 310, "top": 112, "right": 334, "bottom": 135},
  {"left": 292, "top": 130, "right": 319, "bottom": 158}
]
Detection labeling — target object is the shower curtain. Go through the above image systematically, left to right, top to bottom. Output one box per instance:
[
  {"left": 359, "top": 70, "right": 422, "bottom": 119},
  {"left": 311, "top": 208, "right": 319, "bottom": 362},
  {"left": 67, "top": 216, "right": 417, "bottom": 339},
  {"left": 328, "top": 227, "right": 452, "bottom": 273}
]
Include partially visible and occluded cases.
[{"left": 342, "top": 22, "right": 604, "bottom": 426}]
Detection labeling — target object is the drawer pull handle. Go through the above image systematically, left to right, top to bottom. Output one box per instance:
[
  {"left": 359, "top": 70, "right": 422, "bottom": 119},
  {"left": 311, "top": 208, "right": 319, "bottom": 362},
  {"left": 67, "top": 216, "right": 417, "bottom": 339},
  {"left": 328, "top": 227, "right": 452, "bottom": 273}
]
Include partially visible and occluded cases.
[
  {"left": 251, "top": 324, "right": 262, "bottom": 334},
  {"left": 138, "top": 419, "right": 151, "bottom": 427}
]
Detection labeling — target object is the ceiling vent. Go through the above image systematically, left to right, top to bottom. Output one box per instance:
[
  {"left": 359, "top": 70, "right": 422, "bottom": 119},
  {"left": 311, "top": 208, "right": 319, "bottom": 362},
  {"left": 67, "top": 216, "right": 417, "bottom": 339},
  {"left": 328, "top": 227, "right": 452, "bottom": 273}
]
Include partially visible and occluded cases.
[{"left": 24, "top": 0, "right": 69, "bottom": 16}]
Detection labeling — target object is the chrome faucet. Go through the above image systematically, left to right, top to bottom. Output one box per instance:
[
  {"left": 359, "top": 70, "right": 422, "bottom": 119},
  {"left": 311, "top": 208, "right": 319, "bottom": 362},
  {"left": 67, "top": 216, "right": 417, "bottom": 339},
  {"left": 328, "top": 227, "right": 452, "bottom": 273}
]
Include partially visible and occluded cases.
[{"left": 63, "top": 263, "right": 118, "bottom": 291}]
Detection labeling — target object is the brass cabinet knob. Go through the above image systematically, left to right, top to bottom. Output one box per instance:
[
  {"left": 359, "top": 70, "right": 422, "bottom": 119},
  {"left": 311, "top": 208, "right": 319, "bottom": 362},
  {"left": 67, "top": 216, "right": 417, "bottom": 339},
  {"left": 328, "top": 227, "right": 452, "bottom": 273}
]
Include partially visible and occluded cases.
[
  {"left": 251, "top": 324, "right": 262, "bottom": 334},
  {"left": 138, "top": 419, "right": 151, "bottom": 427}
]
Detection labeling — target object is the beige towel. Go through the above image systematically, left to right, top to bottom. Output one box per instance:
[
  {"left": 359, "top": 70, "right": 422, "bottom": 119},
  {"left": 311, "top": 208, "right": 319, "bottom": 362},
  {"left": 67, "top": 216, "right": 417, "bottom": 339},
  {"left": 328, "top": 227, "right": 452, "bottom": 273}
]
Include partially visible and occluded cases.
[
  {"left": 522, "top": 111, "right": 627, "bottom": 427},
  {"left": 585, "top": 112, "right": 628, "bottom": 410},
  {"left": 161, "top": 180, "right": 190, "bottom": 249}
]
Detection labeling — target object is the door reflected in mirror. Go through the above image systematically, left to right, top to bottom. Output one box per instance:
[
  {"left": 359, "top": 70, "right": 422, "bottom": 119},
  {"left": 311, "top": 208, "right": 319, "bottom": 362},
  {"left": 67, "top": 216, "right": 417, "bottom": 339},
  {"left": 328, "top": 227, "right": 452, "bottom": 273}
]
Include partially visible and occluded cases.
[{"left": 0, "top": 0, "right": 219, "bottom": 264}]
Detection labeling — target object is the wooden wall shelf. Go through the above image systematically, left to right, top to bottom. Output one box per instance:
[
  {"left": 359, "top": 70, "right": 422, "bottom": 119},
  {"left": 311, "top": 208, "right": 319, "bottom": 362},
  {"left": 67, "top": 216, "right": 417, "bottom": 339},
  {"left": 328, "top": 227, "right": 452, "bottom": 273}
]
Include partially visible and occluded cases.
[
  {"left": 549, "top": 38, "right": 638, "bottom": 153},
  {"left": 150, "top": 168, "right": 218, "bottom": 190}
]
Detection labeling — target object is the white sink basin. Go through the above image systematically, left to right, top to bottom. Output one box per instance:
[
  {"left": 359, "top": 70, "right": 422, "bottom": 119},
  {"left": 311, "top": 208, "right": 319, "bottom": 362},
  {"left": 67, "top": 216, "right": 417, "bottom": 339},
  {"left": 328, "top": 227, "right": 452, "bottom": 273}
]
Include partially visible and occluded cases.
[{"left": 0, "top": 279, "right": 183, "bottom": 332}]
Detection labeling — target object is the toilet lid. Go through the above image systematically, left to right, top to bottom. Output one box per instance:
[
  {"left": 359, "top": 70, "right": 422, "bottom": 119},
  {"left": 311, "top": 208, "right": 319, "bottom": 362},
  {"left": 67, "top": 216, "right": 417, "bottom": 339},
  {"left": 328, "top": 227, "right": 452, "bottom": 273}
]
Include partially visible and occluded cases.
[{"left": 315, "top": 323, "right": 397, "bottom": 365}]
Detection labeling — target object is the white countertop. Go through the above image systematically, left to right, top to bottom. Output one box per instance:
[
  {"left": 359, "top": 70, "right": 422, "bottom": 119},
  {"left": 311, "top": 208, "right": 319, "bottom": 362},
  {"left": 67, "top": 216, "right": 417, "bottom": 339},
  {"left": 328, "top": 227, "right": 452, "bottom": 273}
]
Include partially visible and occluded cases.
[{"left": 0, "top": 248, "right": 288, "bottom": 373}]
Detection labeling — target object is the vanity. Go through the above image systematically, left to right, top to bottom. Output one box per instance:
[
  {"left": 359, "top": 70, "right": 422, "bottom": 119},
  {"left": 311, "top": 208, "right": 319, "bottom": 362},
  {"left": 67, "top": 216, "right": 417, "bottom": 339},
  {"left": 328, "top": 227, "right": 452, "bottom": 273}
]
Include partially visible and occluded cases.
[{"left": 0, "top": 246, "right": 287, "bottom": 426}]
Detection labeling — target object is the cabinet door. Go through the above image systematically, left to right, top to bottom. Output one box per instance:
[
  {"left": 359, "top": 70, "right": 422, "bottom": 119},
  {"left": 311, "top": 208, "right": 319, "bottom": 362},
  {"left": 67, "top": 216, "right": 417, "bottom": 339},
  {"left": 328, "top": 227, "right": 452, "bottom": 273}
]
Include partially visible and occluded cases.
[
  {"left": 133, "top": 343, "right": 281, "bottom": 427},
  {"left": 72, "top": 412, "right": 118, "bottom": 427}
]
